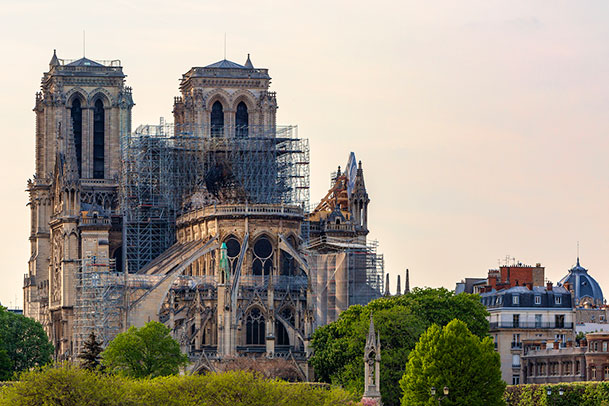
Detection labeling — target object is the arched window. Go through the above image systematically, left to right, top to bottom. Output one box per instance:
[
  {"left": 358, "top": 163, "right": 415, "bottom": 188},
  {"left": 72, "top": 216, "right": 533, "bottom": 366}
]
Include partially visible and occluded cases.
[
  {"left": 70, "top": 98, "right": 82, "bottom": 177},
  {"left": 93, "top": 99, "right": 105, "bottom": 179},
  {"left": 211, "top": 101, "right": 224, "bottom": 137},
  {"left": 236, "top": 101, "right": 248, "bottom": 138},
  {"left": 225, "top": 235, "right": 241, "bottom": 275},
  {"left": 252, "top": 236, "right": 273, "bottom": 276},
  {"left": 280, "top": 236, "right": 298, "bottom": 276},
  {"left": 112, "top": 247, "right": 123, "bottom": 273},
  {"left": 276, "top": 307, "right": 293, "bottom": 346},
  {"left": 246, "top": 308, "right": 265, "bottom": 345},
  {"left": 276, "top": 320, "right": 289, "bottom": 346}
]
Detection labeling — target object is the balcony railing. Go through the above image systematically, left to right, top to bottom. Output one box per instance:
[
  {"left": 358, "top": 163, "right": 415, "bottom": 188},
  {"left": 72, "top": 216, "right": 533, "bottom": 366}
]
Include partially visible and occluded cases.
[
  {"left": 489, "top": 322, "right": 573, "bottom": 329},
  {"left": 511, "top": 342, "right": 523, "bottom": 349}
]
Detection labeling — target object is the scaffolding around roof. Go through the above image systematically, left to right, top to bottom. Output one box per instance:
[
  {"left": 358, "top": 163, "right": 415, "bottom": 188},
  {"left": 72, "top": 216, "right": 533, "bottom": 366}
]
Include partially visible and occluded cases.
[
  {"left": 120, "top": 123, "right": 310, "bottom": 273},
  {"left": 308, "top": 239, "right": 384, "bottom": 327},
  {"left": 73, "top": 256, "right": 124, "bottom": 356}
]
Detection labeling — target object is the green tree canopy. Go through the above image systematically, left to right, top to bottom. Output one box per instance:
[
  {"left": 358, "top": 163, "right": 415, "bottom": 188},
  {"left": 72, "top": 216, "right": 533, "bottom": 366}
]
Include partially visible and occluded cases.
[
  {"left": 310, "top": 288, "right": 489, "bottom": 406},
  {"left": 0, "top": 306, "right": 53, "bottom": 380},
  {"left": 400, "top": 319, "right": 505, "bottom": 406},
  {"left": 101, "top": 321, "right": 188, "bottom": 378}
]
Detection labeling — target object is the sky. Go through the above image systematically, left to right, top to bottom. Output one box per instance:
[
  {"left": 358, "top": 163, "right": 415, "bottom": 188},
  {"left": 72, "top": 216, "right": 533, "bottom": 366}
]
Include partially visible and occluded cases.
[{"left": 1, "top": 1, "right": 609, "bottom": 307}]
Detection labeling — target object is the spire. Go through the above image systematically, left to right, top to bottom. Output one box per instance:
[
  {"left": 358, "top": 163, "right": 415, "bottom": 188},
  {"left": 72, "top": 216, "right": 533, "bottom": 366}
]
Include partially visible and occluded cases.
[
  {"left": 49, "top": 49, "right": 59, "bottom": 67},
  {"left": 244, "top": 53, "right": 254, "bottom": 69},
  {"left": 405, "top": 269, "right": 410, "bottom": 294},
  {"left": 384, "top": 273, "right": 390, "bottom": 296},
  {"left": 396, "top": 275, "right": 402, "bottom": 296},
  {"left": 365, "top": 312, "right": 377, "bottom": 349}
]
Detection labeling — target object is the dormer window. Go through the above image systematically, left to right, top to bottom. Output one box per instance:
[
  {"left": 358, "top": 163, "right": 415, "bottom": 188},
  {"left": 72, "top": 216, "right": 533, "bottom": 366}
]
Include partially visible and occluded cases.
[
  {"left": 512, "top": 295, "right": 519, "bottom": 305},
  {"left": 535, "top": 296, "right": 541, "bottom": 305},
  {"left": 555, "top": 296, "right": 562, "bottom": 305}
]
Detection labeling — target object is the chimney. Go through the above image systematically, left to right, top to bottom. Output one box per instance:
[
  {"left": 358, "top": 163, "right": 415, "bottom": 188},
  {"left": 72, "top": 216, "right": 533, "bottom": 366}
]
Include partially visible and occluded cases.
[
  {"left": 405, "top": 269, "right": 410, "bottom": 294},
  {"left": 547, "top": 281, "right": 553, "bottom": 291},
  {"left": 564, "top": 282, "right": 571, "bottom": 292}
]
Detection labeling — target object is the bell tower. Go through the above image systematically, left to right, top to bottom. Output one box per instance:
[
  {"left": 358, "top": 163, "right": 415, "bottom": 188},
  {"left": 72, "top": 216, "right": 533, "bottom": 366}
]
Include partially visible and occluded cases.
[{"left": 24, "top": 50, "right": 134, "bottom": 359}]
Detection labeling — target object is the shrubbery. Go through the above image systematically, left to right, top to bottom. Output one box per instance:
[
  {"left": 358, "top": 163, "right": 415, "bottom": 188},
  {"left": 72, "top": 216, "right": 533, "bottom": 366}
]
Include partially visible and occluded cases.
[
  {"left": 0, "top": 364, "right": 360, "bottom": 406},
  {"left": 505, "top": 382, "right": 609, "bottom": 406}
]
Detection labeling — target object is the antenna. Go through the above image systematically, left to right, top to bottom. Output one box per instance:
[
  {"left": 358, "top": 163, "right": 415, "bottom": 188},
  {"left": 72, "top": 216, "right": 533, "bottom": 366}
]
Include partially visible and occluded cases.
[
  {"left": 83, "top": 30, "right": 86, "bottom": 57},
  {"left": 224, "top": 33, "right": 227, "bottom": 60},
  {"left": 577, "top": 241, "right": 580, "bottom": 259}
]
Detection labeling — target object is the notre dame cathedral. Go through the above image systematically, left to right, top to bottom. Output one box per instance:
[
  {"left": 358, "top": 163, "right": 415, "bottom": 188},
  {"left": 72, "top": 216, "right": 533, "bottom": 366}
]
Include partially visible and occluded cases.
[{"left": 24, "top": 50, "right": 383, "bottom": 372}]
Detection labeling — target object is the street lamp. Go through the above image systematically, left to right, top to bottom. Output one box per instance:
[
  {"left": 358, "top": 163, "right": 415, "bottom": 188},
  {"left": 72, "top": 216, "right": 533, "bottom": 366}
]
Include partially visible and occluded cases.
[
  {"left": 430, "top": 386, "right": 449, "bottom": 405},
  {"left": 547, "top": 388, "right": 564, "bottom": 404}
]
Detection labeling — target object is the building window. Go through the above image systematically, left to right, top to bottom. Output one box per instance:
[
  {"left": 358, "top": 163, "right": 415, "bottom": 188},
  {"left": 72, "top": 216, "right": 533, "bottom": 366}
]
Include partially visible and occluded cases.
[
  {"left": 70, "top": 98, "right": 82, "bottom": 177},
  {"left": 93, "top": 99, "right": 105, "bottom": 179},
  {"left": 211, "top": 100, "right": 224, "bottom": 137},
  {"left": 235, "top": 101, "right": 249, "bottom": 138},
  {"left": 224, "top": 235, "right": 241, "bottom": 277},
  {"left": 252, "top": 236, "right": 273, "bottom": 276},
  {"left": 513, "top": 295, "right": 520, "bottom": 305},
  {"left": 534, "top": 295, "right": 541, "bottom": 305},
  {"left": 498, "top": 296, "right": 503, "bottom": 305},
  {"left": 555, "top": 296, "right": 562, "bottom": 305},
  {"left": 276, "top": 307, "right": 293, "bottom": 346},
  {"left": 245, "top": 308, "right": 265, "bottom": 345},
  {"left": 513, "top": 314, "right": 520, "bottom": 328},
  {"left": 535, "top": 314, "right": 542, "bottom": 328},
  {"left": 555, "top": 314, "right": 565, "bottom": 329},
  {"left": 595, "top": 342, "right": 599, "bottom": 352},
  {"left": 604, "top": 342, "right": 608, "bottom": 352},
  {"left": 512, "top": 354, "right": 520, "bottom": 367},
  {"left": 576, "top": 361, "right": 581, "bottom": 375},
  {"left": 592, "top": 366, "right": 597, "bottom": 380},
  {"left": 605, "top": 366, "right": 609, "bottom": 380},
  {"left": 512, "top": 375, "right": 520, "bottom": 385}
]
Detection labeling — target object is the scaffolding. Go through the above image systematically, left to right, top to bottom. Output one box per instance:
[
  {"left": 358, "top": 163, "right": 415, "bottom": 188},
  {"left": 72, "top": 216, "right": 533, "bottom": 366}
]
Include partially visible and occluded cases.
[
  {"left": 121, "top": 123, "right": 310, "bottom": 273},
  {"left": 308, "top": 240, "right": 384, "bottom": 327},
  {"left": 73, "top": 256, "right": 124, "bottom": 356}
]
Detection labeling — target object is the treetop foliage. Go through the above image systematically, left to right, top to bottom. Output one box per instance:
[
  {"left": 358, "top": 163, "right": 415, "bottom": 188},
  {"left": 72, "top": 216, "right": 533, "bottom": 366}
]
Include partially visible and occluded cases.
[
  {"left": 310, "top": 288, "right": 489, "bottom": 406},
  {"left": 0, "top": 306, "right": 52, "bottom": 380},
  {"left": 400, "top": 319, "right": 505, "bottom": 406},
  {"left": 101, "top": 321, "right": 188, "bottom": 378},
  {"left": 0, "top": 364, "right": 361, "bottom": 406}
]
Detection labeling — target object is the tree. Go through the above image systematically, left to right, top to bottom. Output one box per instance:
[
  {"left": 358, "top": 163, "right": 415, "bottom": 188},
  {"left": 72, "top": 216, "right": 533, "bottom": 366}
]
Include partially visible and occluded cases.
[
  {"left": 310, "top": 288, "right": 489, "bottom": 406},
  {"left": 0, "top": 306, "right": 52, "bottom": 378},
  {"left": 400, "top": 319, "right": 505, "bottom": 406},
  {"left": 101, "top": 321, "right": 188, "bottom": 378},
  {"left": 79, "top": 332, "right": 103, "bottom": 370},
  {"left": 0, "top": 349, "right": 12, "bottom": 381}
]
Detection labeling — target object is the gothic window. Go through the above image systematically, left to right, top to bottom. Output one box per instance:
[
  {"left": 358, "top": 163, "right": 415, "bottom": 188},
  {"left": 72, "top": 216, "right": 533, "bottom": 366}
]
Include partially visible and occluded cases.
[
  {"left": 70, "top": 98, "right": 82, "bottom": 177},
  {"left": 93, "top": 99, "right": 105, "bottom": 179},
  {"left": 211, "top": 101, "right": 224, "bottom": 137},
  {"left": 235, "top": 101, "right": 248, "bottom": 138},
  {"left": 224, "top": 235, "right": 241, "bottom": 275},
  {"left": 252, "top": 236, "right": 273, "bottom": 276},
  {"left": 280, "top": 236, "right": 298, "bottom": 276},
  {"left": 246, "top": 308, "right": 265, "bottom": 345},
  {"left": 276, "top": 320, "right": 289, "bottom": 346}
]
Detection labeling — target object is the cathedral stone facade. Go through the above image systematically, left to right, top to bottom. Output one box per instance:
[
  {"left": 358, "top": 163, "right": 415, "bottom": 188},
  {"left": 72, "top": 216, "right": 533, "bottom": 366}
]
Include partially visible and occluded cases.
[{"left": 24, "top": 51, "right": 383, "bottom": 368}]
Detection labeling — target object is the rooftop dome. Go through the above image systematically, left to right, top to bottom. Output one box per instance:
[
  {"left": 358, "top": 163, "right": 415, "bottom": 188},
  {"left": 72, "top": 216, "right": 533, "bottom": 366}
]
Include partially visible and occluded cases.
[{"left": 558, "top": 258, "right": 604, "bottom": 307}]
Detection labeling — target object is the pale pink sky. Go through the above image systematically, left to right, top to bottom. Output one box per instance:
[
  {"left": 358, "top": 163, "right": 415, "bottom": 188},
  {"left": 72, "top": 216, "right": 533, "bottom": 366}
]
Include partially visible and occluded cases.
[{"left": 1, "top": 1, "right": 608, "bottom": 307}]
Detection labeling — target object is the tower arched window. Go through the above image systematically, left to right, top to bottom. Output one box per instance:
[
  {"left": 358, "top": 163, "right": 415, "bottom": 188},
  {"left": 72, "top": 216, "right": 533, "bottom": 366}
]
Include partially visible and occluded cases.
[
  {"left": 70, "top": 98, "right": 82, "bottom": 177},
  {"left": 93, "top": 99, "right": 105, "bottom": 179},
  {"left": 211, "top": 101, "right": 224, "bottom": 137},
  {"left": 236, "top": 101, "right": 248, "bottom": 138},
  {"left": 252, "top": 236, "right": 273, "bottom": 276},
  {"left": 276, "top": 307, "right": 294, "bottom": 346},
  {"left": 246, "top": 308, "right": 265, "bottom": 345}
]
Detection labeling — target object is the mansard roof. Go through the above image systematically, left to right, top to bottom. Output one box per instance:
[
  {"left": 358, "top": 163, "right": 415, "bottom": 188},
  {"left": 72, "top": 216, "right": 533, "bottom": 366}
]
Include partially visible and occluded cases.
[{"left": 558, "top": 258, "right": 604, "bottom": 306}]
